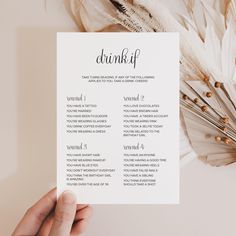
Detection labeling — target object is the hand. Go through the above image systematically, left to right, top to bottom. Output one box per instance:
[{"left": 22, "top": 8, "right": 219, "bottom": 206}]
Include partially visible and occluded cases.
[{"left": 12, "top": 188, "right": 92, "bottom": 236}]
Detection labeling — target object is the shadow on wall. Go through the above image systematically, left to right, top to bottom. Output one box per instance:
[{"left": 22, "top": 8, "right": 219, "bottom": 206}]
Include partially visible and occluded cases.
[{"left": 0, "top": 27, "right": 61, "bottom": 234}]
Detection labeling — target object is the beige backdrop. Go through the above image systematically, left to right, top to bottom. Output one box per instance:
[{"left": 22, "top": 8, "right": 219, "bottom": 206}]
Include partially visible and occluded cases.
[{"left": 1, "top": 1, "right": 236, "bottom": 235}]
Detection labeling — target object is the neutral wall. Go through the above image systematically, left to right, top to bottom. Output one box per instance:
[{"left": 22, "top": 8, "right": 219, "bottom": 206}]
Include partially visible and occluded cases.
[{"left": 1, "top": 1, "right": 236, "bottom": 235}]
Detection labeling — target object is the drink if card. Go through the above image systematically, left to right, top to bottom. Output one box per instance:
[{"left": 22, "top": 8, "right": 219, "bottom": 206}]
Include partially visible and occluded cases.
[{"left": 57, "top": 32, "right": 179, "bottom": 204}]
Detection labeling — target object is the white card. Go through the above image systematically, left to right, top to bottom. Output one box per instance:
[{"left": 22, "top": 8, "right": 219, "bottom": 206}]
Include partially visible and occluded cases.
[{"left": 57, "top": 32, "right": 179, "bottom": 204}]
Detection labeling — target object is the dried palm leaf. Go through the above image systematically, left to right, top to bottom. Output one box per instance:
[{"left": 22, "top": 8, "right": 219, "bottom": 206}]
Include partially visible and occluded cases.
[{"left": 66, "top": 0, "right": 236, "bottom": 166}]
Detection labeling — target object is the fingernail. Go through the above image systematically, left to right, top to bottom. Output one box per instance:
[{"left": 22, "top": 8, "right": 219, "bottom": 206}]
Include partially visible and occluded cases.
[{"left": 61, "top": 190, "right": 76, "bottom": 204}]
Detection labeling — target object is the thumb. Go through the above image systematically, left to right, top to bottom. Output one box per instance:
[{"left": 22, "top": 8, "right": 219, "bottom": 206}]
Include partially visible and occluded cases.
[{"left": 49, "top": 191, "right": 77, "bottom": 236}]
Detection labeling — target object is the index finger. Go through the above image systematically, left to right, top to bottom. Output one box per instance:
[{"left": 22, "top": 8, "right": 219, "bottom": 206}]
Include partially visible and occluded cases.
[{"left": 12, "top": 188, "right": 57, "bottom": 236}]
